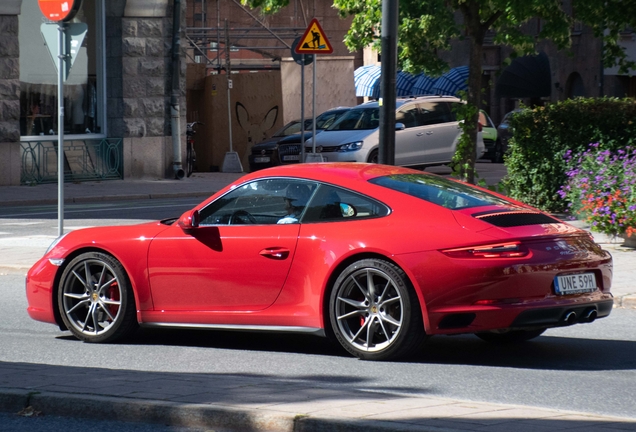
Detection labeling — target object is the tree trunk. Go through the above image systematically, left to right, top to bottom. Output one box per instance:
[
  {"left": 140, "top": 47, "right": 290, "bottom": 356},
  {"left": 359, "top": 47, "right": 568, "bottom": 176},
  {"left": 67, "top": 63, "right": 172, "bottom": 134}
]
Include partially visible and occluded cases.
[{"left": 460, "top": 0, "right": 486, "bottom": 184}]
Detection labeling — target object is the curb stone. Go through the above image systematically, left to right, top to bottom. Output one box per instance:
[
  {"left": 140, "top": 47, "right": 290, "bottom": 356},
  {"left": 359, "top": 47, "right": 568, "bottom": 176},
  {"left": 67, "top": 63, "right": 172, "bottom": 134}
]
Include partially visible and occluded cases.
[{"left": 1, "top": 390, "right": 464, "bottom": 432}]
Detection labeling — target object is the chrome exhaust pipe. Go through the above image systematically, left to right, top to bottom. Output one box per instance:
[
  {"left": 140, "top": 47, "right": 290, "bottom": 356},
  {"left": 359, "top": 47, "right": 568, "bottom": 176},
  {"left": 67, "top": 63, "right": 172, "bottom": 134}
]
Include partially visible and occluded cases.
[
  {"left": 581, "top": 308, "right": 598, "bottom": 323},
  {"left": 564, "top": 311, "right": 577, "bottom": 325}
]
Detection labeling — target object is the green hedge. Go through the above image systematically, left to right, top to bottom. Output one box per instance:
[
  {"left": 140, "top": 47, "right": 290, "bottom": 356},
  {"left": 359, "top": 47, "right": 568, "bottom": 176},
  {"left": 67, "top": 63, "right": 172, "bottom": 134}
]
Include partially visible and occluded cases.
[{"left": 504, "top": 98, "right": 636, "bottom": 213}]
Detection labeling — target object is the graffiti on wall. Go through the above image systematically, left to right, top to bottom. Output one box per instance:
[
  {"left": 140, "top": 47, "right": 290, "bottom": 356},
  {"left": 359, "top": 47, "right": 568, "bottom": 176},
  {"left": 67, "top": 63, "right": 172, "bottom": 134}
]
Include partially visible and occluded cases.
[{"left": 235, "top": 102, "right": 278, "bottom": 167}]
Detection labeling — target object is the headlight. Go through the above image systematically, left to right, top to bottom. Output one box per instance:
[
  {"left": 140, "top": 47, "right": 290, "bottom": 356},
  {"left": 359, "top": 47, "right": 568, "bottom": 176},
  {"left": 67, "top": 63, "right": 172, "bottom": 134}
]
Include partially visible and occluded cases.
[
  {"left": 338, "top": 141, "right": 363, "bottom": 152},
  {"left": 45, "top": 232, "right": 69, "bottom": 254}
]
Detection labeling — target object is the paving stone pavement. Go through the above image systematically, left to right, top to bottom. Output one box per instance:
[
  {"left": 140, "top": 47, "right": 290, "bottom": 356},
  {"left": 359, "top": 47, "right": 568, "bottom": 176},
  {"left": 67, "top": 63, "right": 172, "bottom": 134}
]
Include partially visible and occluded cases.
[{"left": 0, "top": 168, "right": 635, "bottom": 431}]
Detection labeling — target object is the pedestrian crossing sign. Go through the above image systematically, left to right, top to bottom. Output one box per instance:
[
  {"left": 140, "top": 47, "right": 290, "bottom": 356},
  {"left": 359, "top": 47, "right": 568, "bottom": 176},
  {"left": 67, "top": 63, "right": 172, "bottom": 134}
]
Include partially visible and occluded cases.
[{"left": 294, "top": 18, "right": 333, "bottom": 54}]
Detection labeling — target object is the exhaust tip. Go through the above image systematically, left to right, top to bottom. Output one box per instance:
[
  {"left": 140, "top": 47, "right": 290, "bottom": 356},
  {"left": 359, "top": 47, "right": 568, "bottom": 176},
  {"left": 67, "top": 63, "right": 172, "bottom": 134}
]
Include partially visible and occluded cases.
[
  {"left": 582, "top": 308, "right": 598, "bottom": 323},
  {"left": 564, "top": 311, "right": 577, "bottom": 325}
]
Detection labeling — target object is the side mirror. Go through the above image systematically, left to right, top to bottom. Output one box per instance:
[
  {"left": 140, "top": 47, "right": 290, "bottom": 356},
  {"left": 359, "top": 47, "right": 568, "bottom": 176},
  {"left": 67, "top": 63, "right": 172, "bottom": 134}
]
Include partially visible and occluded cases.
[
  {"left": 395, "top": 122, "right": 406, "bottom": 131},
  {"left": 177, "top": 210, "right": 200, "bottom": 233}
]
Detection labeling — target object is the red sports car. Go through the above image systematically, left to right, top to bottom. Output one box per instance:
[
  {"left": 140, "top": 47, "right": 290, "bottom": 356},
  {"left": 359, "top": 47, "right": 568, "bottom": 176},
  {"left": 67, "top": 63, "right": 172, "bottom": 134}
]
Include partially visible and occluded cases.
[{"left": 26, "top": 163, "right": 613, "bottom": 360}]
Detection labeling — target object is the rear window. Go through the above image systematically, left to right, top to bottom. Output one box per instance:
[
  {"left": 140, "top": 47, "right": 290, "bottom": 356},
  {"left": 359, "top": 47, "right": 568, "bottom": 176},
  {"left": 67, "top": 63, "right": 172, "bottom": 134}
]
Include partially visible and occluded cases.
[{"left": 369, "top": 174, "right": 511, "bottom": 210}]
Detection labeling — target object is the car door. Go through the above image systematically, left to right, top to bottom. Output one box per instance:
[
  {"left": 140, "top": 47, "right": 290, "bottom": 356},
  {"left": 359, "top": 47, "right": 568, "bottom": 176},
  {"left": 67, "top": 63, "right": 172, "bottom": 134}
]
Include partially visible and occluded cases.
[
  {"left": 418, "top": 101, "right": 460, "bottom": 164},
  {"left": 394, "top": 103, "right": 426, "bottom": 166},
  {"left": 147, "top": 179, "right": 317, "bottom": 312}
]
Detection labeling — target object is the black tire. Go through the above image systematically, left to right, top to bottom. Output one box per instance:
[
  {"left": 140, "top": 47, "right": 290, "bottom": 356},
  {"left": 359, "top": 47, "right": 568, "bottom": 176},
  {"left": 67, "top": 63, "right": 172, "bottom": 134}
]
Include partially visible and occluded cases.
[
  {"left": 491, "top": 141, "right": 503, "bottom": 163},
  {"left": 186, "top": 145, "right": 195, "bottom": 177},
  {"left": 367, "top": 150, "right": 379, "bottom": 164},
  {"left": 58, "top": 252, "right": 138, "bottom": 343},
  {"left": 329, "top": 258, "right": 426, "bottom": 360},
  {"left": 476, "top": 328, "right": 546, "bottom": 344}
]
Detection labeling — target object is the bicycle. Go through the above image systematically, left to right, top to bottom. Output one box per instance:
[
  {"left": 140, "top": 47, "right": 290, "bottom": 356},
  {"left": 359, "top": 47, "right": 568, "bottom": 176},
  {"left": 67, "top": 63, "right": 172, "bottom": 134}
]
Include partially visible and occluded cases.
[{"left": 186, "top": 122, "right": 202, "bottom": 178}]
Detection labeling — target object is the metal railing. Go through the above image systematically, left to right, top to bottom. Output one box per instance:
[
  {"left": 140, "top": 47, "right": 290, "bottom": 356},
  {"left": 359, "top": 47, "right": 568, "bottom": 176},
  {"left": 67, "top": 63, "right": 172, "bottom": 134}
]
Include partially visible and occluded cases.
[{"left": 20, "top": 138, "right": 123, "bottom": 185}]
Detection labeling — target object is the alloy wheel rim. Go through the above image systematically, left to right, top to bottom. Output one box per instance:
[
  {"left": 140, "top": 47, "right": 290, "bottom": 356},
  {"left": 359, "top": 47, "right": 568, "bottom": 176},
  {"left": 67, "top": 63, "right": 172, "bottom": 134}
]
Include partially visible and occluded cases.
[
  {"left": 62, "top": 259, "right": 122, "bottom": 336},
  {"left": 335, "top": 268, "right": 404, "bottom": 352}
]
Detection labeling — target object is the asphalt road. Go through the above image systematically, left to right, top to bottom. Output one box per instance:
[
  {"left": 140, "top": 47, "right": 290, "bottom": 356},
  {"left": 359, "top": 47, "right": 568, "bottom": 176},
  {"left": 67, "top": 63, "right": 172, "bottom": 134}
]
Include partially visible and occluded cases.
[
  {"left": 2, "top": 197, "right": 635, "bottom": 423},
  {"left": 3, "top": 265, "right": 636, "bottom": 420}
]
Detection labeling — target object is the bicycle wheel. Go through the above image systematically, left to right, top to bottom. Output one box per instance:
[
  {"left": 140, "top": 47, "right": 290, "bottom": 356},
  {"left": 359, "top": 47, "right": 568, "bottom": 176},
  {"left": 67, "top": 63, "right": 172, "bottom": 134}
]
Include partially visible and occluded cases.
[{"left": 186, "top": 144, "right": 194, "bottom": 177}]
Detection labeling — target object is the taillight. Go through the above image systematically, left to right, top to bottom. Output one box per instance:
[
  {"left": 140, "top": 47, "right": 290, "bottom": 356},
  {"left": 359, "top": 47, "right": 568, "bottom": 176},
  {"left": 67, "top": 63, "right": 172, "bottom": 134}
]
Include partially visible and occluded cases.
[{"left": 441, "top": 241, "right": 529, "bottom": 258}]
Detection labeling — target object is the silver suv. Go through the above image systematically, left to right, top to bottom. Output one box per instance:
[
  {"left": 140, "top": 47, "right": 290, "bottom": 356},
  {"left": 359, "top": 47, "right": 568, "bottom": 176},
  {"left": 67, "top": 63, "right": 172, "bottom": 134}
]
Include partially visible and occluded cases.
[{"left": 302, "top": 96, "right": 485, "bottom": 167}]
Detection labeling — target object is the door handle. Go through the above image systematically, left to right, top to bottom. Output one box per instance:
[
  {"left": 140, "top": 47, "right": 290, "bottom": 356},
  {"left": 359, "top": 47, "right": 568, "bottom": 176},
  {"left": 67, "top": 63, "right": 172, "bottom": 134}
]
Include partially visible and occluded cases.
[
  {"left": 426, "top": 131, "right": 433, "bottom": 135},
  {"left": 416, "top": 132, "right": 425, "bottom": 137},
  {"left": 260, "top": 247, "right": 290, "bottom": 260}
]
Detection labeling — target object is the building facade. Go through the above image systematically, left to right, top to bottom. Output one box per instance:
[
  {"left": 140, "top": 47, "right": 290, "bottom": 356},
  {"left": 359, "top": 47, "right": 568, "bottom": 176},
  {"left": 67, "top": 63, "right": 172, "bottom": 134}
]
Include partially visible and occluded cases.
[{"left": 0, "top": 0, "right": 186, "bottom": 186}]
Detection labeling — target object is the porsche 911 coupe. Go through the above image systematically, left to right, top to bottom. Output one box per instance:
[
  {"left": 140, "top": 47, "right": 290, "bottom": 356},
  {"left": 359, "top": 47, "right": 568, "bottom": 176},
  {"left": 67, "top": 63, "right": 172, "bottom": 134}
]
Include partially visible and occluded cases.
[{"left": 26, "top": 163, "right": 613, "bottom": 361}]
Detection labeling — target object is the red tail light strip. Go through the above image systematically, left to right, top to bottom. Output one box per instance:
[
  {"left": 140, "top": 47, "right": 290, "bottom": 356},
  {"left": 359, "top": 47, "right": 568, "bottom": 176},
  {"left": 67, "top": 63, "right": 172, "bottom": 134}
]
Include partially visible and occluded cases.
[{"left": 441, "top": 241, "right": 529, "bottom": 258}]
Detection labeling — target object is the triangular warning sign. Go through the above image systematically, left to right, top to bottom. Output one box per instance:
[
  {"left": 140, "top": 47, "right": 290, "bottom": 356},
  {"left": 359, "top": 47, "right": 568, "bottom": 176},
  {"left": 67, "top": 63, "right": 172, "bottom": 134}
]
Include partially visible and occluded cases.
[{"left": 294, "top": 18, "right": 333, "bottom": 54}]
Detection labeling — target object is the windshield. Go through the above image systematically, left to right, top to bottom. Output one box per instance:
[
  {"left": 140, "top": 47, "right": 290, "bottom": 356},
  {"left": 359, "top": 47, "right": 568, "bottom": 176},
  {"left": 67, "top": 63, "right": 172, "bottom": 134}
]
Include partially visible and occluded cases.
[
  {"left": 327, "top": 107, "right": 379, "bottom": 131},
  {"left": 315, "top": 110, "right": 348, "bottom": 130},
  {"left": 369, "top": 174, "right": 511, "bottom": 210}
]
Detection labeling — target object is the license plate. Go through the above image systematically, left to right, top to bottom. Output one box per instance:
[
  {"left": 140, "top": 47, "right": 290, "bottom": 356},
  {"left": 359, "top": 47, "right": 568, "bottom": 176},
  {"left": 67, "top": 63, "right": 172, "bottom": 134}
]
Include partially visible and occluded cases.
[
  {"left": 282, "top": 155, "right": 299, "bottom": 161},
  {"left": 254, "top": 156, "right": 270, "bottom": 163},
  {"left": 554, "top": 273, "right": 597, "bottom": 295}
]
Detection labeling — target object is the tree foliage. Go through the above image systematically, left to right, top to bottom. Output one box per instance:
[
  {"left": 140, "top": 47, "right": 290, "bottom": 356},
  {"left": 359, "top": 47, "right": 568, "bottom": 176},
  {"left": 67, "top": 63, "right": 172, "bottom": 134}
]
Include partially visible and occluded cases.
[{"left": 242, "top": 0, "right": 636, "bottom": 183}]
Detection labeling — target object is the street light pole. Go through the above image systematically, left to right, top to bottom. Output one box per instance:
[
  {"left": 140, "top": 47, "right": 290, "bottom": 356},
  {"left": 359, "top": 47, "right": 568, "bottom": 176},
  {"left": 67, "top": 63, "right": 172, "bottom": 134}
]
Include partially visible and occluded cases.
[{"left": 378, "top": 0, "right": 398, "bottom": 166}]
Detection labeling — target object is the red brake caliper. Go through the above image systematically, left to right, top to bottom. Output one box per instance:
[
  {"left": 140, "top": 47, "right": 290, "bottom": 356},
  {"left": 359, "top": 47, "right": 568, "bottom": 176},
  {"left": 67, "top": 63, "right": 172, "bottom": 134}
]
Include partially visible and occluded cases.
[{"left": 108, "top": 282, "right": 120, "bottom": 319}]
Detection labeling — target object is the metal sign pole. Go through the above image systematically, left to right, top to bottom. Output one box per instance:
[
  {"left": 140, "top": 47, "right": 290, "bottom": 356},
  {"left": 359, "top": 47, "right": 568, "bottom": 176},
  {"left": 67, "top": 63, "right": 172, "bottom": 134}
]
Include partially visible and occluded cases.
[
  {"left": 226, "top": 19, "right": 232, "bottom": 152},
  {"left": 57, "top": 23, "right": 65, "bottom": 237},
  {"left": 312, "top": 58, "right": 316, "bottom": 154},
  {"left": 300, "top": 59, "right": 305, "bottom": 163}
]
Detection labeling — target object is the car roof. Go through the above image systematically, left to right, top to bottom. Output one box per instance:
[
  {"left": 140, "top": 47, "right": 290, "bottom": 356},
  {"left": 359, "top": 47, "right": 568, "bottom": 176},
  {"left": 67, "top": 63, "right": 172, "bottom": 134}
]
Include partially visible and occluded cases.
[
  {"left": 351, "top": 95, "right": 462, "bottom": 110},
  {"left": 238, "top": 162, "right": 422, "bottom": 186}
]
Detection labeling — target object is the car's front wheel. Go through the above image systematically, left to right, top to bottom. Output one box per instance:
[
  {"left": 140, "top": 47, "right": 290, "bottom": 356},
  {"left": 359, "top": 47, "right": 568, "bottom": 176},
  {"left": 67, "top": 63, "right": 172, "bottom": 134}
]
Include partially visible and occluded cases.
[
  {"left": 58, "top": 252, "right": 137, "bottom": 343},
  {"left": 329, "top": 258, "right": 426, "bottom": 360}
]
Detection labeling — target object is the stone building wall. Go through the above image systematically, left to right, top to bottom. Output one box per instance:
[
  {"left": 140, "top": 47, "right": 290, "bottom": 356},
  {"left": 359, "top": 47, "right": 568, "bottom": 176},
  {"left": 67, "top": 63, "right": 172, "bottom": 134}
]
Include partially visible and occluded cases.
[
  {"left": 107, "top": 0, "right": 187, "bottom": 180},
  {"left": 0, "top": 14, "right": 21, "bottom": 186}
]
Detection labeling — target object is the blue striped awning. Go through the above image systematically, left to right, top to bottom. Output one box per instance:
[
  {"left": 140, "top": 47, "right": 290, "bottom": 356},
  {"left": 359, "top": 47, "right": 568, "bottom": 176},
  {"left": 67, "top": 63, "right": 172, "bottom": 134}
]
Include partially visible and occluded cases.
[
  {"left": 354, "top": 65, "right": 381, "bottom": 98},
  {"left": 431, "top": 66, "right": 469, "bottom": 96},
  {"left": 411, "top": 74, "right": 438, "bottom": 95}
]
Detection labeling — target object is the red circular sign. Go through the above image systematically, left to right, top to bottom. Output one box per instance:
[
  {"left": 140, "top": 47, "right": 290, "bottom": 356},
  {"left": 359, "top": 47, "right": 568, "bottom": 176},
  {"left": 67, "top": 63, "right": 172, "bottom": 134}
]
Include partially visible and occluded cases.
[{"left": 38, "top": 0, "right": 82, "bottom": 22}]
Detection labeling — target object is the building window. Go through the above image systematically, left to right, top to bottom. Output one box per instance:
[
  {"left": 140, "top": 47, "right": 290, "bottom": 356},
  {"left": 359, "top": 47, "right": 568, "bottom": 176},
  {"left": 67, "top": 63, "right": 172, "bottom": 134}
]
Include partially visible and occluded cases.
[{"left": 19, "top": 0, "right": 105, "bottom": 138}]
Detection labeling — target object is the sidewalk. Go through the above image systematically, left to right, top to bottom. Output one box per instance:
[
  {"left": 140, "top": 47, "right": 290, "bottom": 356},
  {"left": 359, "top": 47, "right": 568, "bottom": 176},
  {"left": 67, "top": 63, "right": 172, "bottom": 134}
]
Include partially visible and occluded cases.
[
  {"left": 1, "top": 172, "right": 635, "bottom": 431},
  {"left": 1, "top": 362, "right": 636, "bottom": 432}
]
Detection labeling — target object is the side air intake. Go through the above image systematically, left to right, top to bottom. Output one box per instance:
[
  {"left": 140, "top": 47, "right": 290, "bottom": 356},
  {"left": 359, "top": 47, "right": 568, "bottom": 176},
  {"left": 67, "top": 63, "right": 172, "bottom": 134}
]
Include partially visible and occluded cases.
[{"left": 474, "top": 211, "right": 560, "bottom": 228}]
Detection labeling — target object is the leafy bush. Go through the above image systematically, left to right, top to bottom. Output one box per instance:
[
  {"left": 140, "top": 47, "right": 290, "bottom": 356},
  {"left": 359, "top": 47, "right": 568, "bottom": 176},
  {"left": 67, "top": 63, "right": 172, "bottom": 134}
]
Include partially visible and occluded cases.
[
  {"left": 504, "top": 98, "right": 636, "bottom": 213},
  {"left": 559, "top": 144, "right": 636, "bottom": 238}
]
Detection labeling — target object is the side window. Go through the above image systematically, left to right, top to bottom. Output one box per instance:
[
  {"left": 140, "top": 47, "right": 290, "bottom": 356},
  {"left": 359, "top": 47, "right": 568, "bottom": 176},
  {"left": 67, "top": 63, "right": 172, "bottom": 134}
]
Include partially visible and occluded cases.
[
  {"left": 419, "top": 102, "right": 453, "bottom": 126},
  {"left": 395, "top": 105, "right": 420, "bottom": 129},
  {"left": 199, "top": 179, "right": 318, "bottom": 225},
  {"left": 302, "top": 184, "right": 390, "bottom": 223}
]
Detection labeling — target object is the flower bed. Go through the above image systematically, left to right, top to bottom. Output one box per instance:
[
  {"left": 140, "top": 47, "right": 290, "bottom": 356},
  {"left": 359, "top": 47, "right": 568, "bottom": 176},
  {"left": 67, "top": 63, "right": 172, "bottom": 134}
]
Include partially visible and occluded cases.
[{"left": 559, "top": 143, "right": 636, "bottom": 239}]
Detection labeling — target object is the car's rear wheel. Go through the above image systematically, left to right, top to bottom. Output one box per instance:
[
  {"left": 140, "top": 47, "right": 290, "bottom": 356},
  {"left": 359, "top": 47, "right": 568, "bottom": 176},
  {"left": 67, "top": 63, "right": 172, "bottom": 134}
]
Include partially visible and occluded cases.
[
  {"left": 58, "top": 252, "right": 137, "bottom": 343},
  {"left": 329, "top": 258, "right": 425, "bottom": 360},
  {"left": 476, "top": 328, "right": 546, "bottom": 344}
]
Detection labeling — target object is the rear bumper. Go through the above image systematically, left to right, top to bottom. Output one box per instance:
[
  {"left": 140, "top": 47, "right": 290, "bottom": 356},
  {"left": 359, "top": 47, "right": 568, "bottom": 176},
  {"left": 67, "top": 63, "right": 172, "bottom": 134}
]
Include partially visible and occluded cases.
[{"left": 428, "top": 291, "right": 614, "bottom": 334}]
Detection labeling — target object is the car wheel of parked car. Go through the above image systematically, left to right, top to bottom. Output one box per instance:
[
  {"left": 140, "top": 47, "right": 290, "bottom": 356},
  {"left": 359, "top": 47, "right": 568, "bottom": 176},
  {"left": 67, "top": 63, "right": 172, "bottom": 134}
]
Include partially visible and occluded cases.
[
  {"left": 492, "top": 141, "right": 504, "bottom": 163},
  {"left": 367, "top": 150, "right": 379, "bottom": 164},
  {"left": 58, "top": 252, "right": 137, "bottom": 343},
  {"left": 329, "top": 258, "right": 426, "bottom": 360},
  {"left": 475, "top": 328, "right": 546, "bottom": 344}
]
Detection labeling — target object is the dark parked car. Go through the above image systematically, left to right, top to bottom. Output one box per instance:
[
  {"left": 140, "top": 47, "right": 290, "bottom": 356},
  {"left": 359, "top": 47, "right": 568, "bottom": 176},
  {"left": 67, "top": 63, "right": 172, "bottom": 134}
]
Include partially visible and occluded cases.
[
  {"left": 249, "top": 107, "right": 350, "bottom": 172},
  {"left": 495, "top": 108, "right": 524, "bottom": 162}
]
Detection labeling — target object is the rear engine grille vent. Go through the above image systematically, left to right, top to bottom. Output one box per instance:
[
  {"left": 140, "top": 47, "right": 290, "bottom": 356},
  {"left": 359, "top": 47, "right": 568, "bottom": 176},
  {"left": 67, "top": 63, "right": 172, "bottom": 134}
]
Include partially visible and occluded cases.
[{"left": 474, "top": 211, "right": 560, "bottom": 227}]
